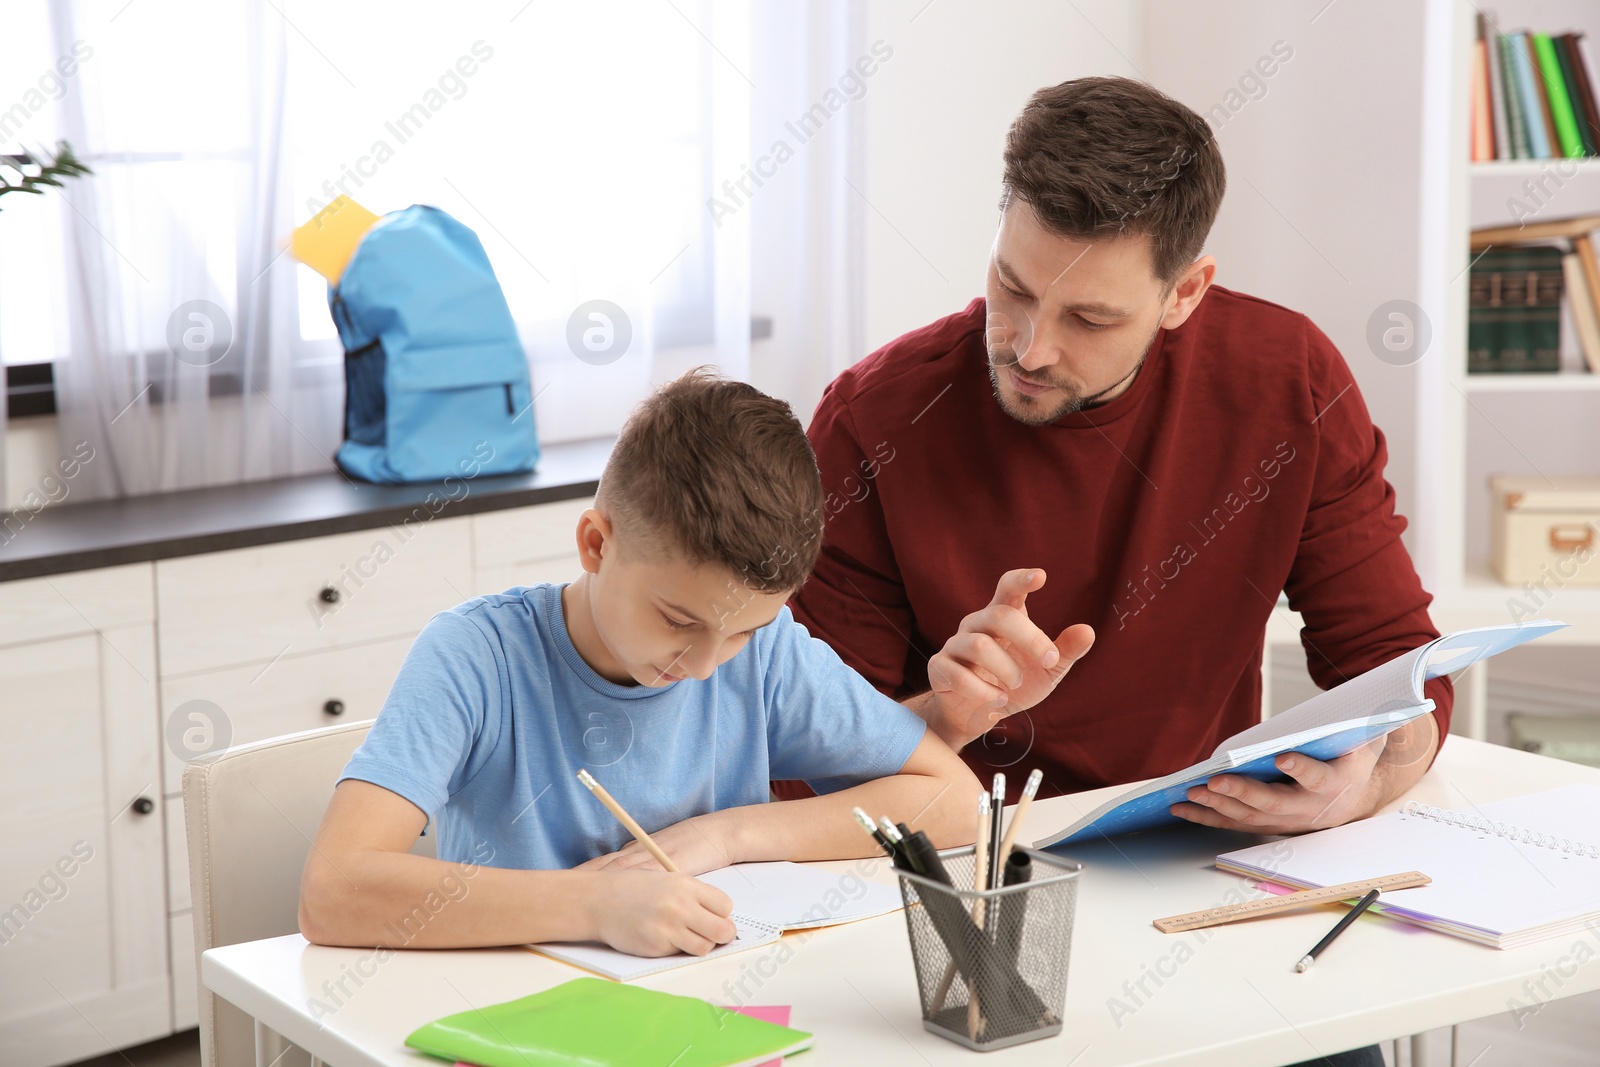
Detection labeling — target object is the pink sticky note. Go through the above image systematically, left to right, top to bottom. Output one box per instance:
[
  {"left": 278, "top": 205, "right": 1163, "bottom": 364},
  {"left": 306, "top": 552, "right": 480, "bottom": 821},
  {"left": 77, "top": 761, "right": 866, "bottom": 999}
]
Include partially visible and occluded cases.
[
  {"left": 1253, "top": 880, "right": 1296, "bottom": 896},
  {"left": 727, "top": 1005, "right": 792, "bottom": 1067}
]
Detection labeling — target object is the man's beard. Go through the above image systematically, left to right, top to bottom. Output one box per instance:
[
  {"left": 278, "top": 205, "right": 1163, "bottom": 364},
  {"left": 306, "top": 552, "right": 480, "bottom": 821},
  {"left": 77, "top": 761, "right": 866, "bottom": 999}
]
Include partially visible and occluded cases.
[{"left": 986, "top": 324, "right": 1161, "bottom": 426}]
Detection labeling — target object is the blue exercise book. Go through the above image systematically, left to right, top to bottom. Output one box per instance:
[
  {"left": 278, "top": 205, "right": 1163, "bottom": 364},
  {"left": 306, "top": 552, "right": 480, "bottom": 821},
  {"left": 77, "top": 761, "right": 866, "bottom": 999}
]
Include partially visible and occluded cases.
[{"left": 1036, "top": 621, "right": 1567, "bottom": 850}]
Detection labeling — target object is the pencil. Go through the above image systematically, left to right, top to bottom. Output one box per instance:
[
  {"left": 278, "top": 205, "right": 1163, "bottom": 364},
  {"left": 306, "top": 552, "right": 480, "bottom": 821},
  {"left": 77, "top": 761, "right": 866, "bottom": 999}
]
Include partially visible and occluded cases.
[
  {"left": 575, "top": 768, "right": 680, "bottom": 873},
  {"left": 994, "top": 768, "right": 1044, "bottom": 863},
  {"left": 988, "top": 773, "right": 1006, "bottom": 889},
  {"left": 968, "top": 791, "right": 992, "bottom": 1039},
  {"left": 1295, "top": 889, "right": 1380, "bottom": 973}
]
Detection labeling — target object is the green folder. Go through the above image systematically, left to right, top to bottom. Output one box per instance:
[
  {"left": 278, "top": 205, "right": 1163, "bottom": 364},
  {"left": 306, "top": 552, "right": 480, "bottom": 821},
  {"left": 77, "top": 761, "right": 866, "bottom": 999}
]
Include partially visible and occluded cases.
[{"left": 404, "top": 978, "right": 814, "bottom": 1067}]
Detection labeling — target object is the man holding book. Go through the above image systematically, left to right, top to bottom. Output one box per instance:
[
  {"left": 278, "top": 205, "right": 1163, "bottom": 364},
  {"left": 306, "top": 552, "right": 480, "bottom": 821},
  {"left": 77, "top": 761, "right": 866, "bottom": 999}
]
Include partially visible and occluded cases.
[{"left": 785, "top": 76, "right": 1451, "bottom": 859}]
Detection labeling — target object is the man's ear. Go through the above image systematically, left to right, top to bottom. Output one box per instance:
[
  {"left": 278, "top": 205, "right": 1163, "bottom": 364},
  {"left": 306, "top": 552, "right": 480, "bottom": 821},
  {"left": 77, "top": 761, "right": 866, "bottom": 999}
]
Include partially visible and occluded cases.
[
  {"left": 1158, "top": 255, "right": 1217, "bottom": 331},
  {"left": 574, "top": 508, "right": 614, "bottom": 575}
]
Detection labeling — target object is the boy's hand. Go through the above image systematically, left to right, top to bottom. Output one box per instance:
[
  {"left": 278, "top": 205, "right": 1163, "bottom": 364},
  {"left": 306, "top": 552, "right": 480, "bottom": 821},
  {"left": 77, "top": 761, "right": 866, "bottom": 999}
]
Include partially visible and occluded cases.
[
  {"left": 920, "top": 568, "right": 1094, "bottom": 752},
  {"left": 575, "top": 810, "right": 740, "bottom": 875},
  {"left": 590, "top": 869, "right": 738, "bottom": 957}
]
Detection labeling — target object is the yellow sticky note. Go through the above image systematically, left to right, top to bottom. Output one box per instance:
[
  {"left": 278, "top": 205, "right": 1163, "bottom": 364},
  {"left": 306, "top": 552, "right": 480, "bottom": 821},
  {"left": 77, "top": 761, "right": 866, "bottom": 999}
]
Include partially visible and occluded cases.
[{"left": 291, "top": 195, "right": 380, "bottom": 285}]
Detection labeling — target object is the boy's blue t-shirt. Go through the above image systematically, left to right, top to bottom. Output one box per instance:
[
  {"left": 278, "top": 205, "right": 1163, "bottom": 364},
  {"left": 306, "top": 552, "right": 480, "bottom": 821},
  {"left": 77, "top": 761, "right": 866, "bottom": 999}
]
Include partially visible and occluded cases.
[{"left": 338, "top": 583, "right": 926, "bottom": 870}]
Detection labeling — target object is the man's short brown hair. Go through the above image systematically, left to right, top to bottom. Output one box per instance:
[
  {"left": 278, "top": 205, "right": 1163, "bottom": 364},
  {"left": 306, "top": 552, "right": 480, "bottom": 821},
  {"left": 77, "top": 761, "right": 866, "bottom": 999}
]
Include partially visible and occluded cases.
[
  {"left": 1000, "top": 76, "right": 1226, "bottom": 286},
  {"left": 598, "top": 368, "right": 823, "bottom": 593}
]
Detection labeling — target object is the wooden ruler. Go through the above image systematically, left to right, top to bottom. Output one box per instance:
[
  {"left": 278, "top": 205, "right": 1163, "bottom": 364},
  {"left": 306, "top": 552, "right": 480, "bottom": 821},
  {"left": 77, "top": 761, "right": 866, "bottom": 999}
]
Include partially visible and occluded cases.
[{"left": 1152, "top": 871, "right": 1431, "bottom": 934}]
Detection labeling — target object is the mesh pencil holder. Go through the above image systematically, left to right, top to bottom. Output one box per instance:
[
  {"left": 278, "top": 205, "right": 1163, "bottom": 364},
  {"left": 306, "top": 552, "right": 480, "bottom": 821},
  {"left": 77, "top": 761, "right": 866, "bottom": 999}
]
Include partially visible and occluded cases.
[{"left": 895, "top": 846, "right": 1081, "bottom": 1052}]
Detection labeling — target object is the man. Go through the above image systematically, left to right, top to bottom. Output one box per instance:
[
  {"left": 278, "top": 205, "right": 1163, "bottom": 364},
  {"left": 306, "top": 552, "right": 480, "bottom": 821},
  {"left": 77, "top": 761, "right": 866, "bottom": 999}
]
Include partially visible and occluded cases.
[
  {"left": 787, "top": 73, "right": 1442, "bottom": 1066},
  {"left": 790, "top": 73, "right": 1448, "bottom": 822}
]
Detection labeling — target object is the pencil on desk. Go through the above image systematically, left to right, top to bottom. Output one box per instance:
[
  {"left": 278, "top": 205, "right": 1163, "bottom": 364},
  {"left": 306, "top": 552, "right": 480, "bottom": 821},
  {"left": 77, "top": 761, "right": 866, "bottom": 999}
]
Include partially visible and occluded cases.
[
  {"left": 575, "top": 768, "right": 680, "bottom": 873},
  {"left": 1295, "top": 888, "right": 1380, "bottom": 973}
]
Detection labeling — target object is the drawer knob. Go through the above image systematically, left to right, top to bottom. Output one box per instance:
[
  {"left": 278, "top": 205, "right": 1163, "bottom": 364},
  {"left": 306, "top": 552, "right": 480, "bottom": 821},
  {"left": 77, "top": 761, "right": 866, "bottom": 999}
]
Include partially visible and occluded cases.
[
  {"left": 319, "top": 586, "right": 341, "bottom": 604},
  {"left": 323, "top": 699, "right": 346, "bottom": 716},
  {"left": 131, "top": 796, "right": 155, "bottom": 816}
]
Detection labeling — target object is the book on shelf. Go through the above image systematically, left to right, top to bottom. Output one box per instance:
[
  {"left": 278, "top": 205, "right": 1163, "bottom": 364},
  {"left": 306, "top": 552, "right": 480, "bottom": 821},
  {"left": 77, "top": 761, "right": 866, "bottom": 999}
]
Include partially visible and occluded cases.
[
  {"left": 1472, "top": 19, "right": 1600, "bottom": 162},
  {"left": 1469, "top": 214, "right": 1600, "bottom": 374},
  {"left": 1467, "top": 245, "right": 1564, "bottom": 372}
]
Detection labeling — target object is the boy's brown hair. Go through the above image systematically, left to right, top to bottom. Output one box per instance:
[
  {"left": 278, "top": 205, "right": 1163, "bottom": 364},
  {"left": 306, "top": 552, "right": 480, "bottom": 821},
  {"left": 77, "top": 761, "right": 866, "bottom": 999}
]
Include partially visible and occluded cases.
[
  {"left": 1000, "top": 76, "right": 1226, "bottom": 287},
  {"left": 598, "top": 368, "right": 824, "bottom": 593}
]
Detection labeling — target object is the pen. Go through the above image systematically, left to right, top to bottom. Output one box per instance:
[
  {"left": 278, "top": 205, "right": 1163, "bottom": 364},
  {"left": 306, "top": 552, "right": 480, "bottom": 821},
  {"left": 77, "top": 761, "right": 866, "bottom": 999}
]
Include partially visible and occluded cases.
[
  {"left": 575, "top": 768, "right": 680, "bottom": 873},
  {"left": 853, "top": 806, "right": 897, "bottom": 859},
  {"left": 905, "top": 830, "right": 953, "bottom": 886},
  {"left": 1295, "top": 889, "right": 1380, "bottom": 973}
]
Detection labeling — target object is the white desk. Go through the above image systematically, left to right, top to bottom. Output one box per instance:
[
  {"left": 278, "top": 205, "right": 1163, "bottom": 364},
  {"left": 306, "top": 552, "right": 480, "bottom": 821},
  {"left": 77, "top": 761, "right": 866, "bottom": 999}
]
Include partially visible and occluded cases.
[{"left": 203, "top": 737, "right": 1600, "bottom": 1066}]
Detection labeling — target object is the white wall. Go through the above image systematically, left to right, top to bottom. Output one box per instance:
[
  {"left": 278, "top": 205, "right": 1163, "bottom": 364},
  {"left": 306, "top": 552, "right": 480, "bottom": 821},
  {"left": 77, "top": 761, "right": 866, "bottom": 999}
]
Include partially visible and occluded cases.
[
  {"left": 857, "top": 0, "right": 1144, "bottom": 356},
  {"left": 1142, "top": 0, "right": 1430, "bottom": 549}
]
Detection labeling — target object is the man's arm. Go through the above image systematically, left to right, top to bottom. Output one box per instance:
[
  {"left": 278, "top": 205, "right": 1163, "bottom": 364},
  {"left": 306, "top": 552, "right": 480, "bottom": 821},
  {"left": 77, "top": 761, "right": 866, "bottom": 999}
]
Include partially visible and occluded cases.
[
  {"left": 1171, "top": 320, "right": 1452, "bottom": 833},
  {"left": 578, "top": 730, "right": 983, "bottom": 872},
  {"left": 300, "top": 779, "right": 738, "bottom": 956}
]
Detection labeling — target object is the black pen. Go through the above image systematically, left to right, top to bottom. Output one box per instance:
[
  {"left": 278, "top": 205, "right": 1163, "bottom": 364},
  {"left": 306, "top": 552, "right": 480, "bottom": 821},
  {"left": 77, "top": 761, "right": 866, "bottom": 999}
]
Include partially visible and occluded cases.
[{"left": 1295, "top": 889, "right": 1380, "bottom": 973}]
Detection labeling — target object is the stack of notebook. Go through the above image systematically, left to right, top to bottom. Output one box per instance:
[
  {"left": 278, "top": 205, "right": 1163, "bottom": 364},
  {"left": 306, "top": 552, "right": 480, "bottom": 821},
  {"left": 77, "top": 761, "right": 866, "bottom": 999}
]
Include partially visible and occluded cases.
[{"left": 1217, "top": 783, "right": 1600, "bottom": 949}]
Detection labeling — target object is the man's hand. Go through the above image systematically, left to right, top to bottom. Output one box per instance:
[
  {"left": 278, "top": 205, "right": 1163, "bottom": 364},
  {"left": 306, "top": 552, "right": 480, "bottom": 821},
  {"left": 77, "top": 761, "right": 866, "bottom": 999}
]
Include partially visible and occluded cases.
[
  {"left": 917, "top": 568, "right": 1094, "bottom": 752},
  {"left": 1171, "top": 715, "right": 1440, "bottom": 834},
  {"left": 575, "top": 810, "right": 738, "bottom": 876},
  {"left": 587, "top": 869, "right": 738, "bottom": 957}
]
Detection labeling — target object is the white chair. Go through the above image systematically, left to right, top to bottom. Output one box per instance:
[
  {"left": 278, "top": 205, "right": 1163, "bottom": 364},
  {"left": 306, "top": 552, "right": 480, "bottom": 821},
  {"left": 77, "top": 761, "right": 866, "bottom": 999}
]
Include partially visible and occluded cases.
[{"left": 181, "top": 719, "right": 433, "bottom": 1067}]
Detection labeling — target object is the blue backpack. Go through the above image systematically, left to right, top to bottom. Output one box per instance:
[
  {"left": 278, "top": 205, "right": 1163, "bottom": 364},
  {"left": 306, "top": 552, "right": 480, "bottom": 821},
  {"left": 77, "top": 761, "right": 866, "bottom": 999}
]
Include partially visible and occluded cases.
[{"left": 329, "top": 205, "right": 539, "bottom": 484}]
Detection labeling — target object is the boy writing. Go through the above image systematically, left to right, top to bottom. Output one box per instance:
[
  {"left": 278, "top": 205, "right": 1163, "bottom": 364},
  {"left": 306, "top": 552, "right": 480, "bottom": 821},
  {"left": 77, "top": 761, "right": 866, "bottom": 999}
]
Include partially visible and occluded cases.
[{"left": 299, "top": 370, "right": 982, "bottom": 956}]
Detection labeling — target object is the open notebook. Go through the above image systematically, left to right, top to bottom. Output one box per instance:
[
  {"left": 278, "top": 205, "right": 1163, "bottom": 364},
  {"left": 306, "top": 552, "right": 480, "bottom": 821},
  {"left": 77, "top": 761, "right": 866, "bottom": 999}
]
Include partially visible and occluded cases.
[
  {"left": 1036, "top": 621, "right": 1565, "bottom": 849},
  {"left": 1216, "top": 783, "right": 1600, "bottom": 949},
  {"left": 529, "top": 861, "right": 902, "bottom": 980}
]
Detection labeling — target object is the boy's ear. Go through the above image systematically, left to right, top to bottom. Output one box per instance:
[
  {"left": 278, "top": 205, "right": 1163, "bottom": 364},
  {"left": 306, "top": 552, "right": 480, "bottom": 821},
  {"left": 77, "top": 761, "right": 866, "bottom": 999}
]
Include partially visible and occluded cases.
[{"left": 575, "top": 508, "right": 614, "bottom": 574}]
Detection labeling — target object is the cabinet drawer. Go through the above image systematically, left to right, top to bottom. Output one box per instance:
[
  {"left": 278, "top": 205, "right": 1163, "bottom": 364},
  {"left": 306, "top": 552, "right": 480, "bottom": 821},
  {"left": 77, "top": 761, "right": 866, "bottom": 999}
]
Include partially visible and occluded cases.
[
  {"left": 473, "top": 498, "right": 593, "bottom": 569},
  {"left": 156, "top": 516, "right": 470, "bottom": 676},
  {"left": 0, "top": 563, "right": 154, "bottom": 648},
  {"left": 159, "top": 634, "right": 414, "bottom": 798}
]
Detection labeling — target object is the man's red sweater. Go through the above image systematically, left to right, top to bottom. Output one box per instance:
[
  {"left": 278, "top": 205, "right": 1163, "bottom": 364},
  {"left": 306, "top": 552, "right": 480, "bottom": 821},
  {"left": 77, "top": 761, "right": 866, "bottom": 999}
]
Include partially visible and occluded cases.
[{"left": 785, "top": 289, "right": 1451, "bottom": 802}]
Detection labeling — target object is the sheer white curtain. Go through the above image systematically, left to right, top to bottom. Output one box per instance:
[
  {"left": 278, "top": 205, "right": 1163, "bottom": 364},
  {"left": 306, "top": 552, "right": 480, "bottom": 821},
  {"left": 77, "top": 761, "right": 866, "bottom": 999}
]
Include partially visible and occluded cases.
[
  {"left": 28, "top": 0, "right": 759, "bottom": 500},
  {"left": 48, "top": 0, "right": 328, "bottom": 500},
  {"left": 748, "top": 1, "right": 867, "bottom": 424}
]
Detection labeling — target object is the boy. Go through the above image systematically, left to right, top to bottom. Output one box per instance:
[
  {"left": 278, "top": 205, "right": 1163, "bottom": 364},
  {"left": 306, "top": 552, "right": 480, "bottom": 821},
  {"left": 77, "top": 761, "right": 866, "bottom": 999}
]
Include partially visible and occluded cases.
[{"left": 299, "top": 369, "right": 981, "bottom": 957}]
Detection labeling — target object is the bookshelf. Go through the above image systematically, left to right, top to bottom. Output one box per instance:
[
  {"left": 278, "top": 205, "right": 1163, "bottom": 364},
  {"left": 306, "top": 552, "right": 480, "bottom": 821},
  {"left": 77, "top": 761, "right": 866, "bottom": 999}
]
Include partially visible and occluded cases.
[{"left": 1419, "top": 0, "right": 1600, "bottom": 736}]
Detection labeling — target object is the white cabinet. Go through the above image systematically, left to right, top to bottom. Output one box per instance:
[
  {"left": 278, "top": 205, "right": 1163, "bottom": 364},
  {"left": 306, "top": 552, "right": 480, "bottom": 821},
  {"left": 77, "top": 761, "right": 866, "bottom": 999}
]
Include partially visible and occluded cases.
[
  {"left": 0, "top": 496, "right": 589, "bottom": 1067},
  {"left": 472, "top": 497, "right": 591, "bottom": 596},
  {"left": 155, "top": 516, "right": 473, "bottom": 677},
  {"left": 0, "top": 566, "right": 168, "bottom": 1067}
]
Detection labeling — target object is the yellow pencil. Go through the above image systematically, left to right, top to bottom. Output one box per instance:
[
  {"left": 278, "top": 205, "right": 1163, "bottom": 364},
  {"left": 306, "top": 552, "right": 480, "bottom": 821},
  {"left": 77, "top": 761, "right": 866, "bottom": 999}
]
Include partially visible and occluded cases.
[{"left": 576, "top": 768, "right": 680, "bottom": 873}]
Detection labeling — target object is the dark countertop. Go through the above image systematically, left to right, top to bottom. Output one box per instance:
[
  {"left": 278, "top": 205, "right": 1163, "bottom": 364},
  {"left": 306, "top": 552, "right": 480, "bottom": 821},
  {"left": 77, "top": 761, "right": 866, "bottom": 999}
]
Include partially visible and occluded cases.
[{"left": 0, "top": 437, "right": 612, "bottom": 582}]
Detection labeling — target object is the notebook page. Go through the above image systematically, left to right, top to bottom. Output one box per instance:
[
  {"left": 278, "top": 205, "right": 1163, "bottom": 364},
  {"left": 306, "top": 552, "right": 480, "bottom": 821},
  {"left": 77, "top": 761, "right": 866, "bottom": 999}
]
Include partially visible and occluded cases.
[
  {"left": 1214, "top": 622, "right": 1566, "bottom": 760},
  {"left": 1214, "top": 646, "right": 1429, "bottom": 758},
  {"left": 1218, "top": 784, "right": 1600, "bottom": 942},
  {"left": 697, "top": 861, "right": 902, "bottom": 930},
  {"left": 530, "top": 915, "right": 782, "bottom": 981}
]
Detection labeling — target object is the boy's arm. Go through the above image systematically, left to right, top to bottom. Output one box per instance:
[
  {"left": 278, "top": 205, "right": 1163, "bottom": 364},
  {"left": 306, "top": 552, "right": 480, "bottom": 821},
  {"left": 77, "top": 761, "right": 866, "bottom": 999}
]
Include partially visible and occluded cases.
[
  {"left": 578, "top": 730, "right": 982, "bottom": 874},
  {"left": 299, "top": 779, "right": 737, "bottom": 955}
]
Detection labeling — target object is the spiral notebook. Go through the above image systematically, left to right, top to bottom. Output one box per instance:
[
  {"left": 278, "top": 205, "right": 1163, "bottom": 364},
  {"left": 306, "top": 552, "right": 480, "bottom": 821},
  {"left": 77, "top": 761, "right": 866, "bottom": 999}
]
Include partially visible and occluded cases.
[
  {"left": 1216, "top": 783, "right": 1600, "bottom": 949},
  {"left": 528, "top": 861, "right": 903, "bottom": 980}
]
